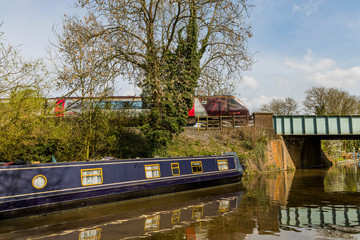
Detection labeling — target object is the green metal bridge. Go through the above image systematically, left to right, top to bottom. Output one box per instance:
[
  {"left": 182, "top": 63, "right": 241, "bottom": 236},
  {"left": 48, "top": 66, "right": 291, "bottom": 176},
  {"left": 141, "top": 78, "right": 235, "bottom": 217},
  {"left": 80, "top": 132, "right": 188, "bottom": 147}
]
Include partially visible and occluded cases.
[{"left": 273, "top": 115, "right": 360, "bottom": 136}]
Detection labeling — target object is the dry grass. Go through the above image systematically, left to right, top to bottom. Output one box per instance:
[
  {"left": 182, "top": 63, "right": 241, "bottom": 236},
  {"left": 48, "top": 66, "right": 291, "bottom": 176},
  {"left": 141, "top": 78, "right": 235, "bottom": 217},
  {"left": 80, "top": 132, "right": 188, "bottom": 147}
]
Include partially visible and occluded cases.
[{"left": 165, "top": 126, "right": 271, "bottom": 174}]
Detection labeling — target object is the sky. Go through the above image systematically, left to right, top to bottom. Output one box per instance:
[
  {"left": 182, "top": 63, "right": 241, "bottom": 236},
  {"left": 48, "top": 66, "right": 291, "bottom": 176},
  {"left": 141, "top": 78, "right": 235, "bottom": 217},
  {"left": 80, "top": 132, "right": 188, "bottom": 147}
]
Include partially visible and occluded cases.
[{"left": 1, "top": 0, "right": 360, "bottom": 112}]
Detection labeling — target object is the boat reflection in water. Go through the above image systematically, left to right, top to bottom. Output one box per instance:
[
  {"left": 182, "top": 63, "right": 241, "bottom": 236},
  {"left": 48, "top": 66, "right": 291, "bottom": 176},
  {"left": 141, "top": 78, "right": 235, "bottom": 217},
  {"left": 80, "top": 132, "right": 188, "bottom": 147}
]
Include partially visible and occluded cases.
[
  {"left": 0, "top": 183, "right": 244, "bottom": 240},
  {"left": 79, "top": 195, "right": 240, "bottom": 240}
]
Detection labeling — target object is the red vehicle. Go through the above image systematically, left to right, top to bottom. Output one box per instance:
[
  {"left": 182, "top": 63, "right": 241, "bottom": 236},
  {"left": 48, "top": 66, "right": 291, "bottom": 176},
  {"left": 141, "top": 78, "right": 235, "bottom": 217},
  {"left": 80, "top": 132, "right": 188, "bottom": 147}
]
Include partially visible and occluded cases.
[{"left": 189, "top": 96, "right": 249, "bottom": 117}]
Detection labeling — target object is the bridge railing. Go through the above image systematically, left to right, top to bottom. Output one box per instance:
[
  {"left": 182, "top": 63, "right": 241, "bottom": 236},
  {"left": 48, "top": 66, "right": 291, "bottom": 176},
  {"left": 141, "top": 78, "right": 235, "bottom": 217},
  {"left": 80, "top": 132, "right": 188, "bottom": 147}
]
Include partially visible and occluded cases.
[{"left": 274, "top": 115, "right": 360, "bottom": 135}]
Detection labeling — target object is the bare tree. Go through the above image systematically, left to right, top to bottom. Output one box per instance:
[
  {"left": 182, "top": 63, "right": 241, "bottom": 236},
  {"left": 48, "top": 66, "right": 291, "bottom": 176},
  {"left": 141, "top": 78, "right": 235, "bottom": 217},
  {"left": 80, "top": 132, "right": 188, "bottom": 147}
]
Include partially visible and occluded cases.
[
  {"left": 56, "top": 0, "right": 252, "bottom": 154},
  {"left": 56, "top": 0, "right": 252, "bottom": 95},
  {"left": 195, "top": 0, "right": 253, "bottom": 95},
  {"left": 52, "top": 17, "right": 124, "bottom": 160},
  {"left": 52, "top": 17, "right": 119, "bottom": 109},
  {"left": 0, "top": 24, "right": 48, "bottom": 97},
  {"left": 304, "top": 86, "right": 358, "bottom": 115},
  {"left": 260, "top": 97, "right": 299, "bottom": 115}
]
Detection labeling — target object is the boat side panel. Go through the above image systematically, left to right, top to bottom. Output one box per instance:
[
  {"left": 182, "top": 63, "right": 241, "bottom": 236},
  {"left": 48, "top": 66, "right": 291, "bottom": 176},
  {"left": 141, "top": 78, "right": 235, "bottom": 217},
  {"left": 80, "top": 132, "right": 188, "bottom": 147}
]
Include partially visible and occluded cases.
[
  {"left": 0, "top": 156, "right": 239, "bottom": 202},
  {"left": 0, "top": 171, "right": 242, "bottom": 219}
]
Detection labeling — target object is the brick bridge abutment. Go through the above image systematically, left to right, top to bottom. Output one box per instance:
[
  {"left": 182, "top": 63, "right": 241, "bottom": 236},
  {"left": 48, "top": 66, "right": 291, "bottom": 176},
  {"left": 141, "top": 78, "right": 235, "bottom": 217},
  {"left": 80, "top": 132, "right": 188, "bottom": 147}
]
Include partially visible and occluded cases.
[{"left": 254, "top": 112, "right": 333, "bottom": 169}]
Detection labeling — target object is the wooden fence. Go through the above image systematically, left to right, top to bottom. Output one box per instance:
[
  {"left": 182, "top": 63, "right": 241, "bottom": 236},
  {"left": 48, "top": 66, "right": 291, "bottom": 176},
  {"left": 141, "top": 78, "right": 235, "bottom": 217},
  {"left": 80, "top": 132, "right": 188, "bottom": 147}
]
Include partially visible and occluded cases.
[{"left": 191, "top": 115, "right": 252, "bottom": 131}]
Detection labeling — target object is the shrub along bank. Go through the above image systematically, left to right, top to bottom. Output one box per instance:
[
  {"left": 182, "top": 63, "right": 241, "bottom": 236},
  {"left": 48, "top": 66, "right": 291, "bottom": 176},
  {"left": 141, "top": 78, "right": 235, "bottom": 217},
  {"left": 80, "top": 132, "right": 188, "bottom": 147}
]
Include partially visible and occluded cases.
[{"left": 0, "top": 90, "right": 150, "bottom": 163}]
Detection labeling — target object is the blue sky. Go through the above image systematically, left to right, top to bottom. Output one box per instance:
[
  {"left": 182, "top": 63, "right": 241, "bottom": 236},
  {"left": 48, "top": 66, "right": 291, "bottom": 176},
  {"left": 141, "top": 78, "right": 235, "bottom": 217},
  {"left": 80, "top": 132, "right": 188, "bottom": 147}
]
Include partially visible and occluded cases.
[
  {"left": 1, "top": 0, "right": 360, "bottom": 112},
  {"left": 239, "top": 0, "right": 360, "bottom": 111}
]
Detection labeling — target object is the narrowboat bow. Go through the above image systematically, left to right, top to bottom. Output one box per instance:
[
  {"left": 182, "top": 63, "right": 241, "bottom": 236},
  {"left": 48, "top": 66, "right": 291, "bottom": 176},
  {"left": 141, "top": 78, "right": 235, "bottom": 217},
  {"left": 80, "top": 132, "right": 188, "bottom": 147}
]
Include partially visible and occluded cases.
[{"left": 0, "top": 153, "right": 244, "bottom": 219}]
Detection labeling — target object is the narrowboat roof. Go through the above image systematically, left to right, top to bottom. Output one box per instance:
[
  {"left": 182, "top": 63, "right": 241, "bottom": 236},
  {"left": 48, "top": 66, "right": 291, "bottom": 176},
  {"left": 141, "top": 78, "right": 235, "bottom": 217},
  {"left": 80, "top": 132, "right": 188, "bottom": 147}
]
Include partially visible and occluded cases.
[{"left": 0, "top": 154, "right": 235, "bottom": 170}]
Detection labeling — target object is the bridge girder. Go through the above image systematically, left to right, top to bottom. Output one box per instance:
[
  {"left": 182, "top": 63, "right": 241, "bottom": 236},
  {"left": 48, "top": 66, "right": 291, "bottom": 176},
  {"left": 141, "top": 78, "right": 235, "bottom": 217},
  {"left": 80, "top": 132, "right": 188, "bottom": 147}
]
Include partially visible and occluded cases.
[{"left": 274, "top": 115, "right": 360, "bottom": 137}]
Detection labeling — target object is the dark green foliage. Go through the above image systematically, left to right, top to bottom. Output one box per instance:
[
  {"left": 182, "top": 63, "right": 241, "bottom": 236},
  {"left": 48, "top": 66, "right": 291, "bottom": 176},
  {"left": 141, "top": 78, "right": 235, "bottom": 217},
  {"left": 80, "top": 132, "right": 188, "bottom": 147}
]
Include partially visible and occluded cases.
[
  {"left": 140, "top": 3, "right": 208, "bottom": 156},
  {"left": 176, "top": 3, "right": 201, "bottom": 109},
  {"left": 0, "top": 114, "right": 152, "bottom": 163}
]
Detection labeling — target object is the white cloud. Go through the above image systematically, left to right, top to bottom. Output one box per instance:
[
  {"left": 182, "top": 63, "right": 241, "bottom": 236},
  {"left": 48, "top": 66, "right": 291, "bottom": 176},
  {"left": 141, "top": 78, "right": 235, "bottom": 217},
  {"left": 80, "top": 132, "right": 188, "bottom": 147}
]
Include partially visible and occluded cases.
[
  {"left": 293, "top": 0, "right": 323, "bottom": 16},
  {"left": 284, "top": 49, "right": 360, "bottom": 89},
  {"left": 285, "top": 49, "right": 336, "bottom": 72},
  {"left": 304, "top": 49, "right": 314, "bottom": 63},
  {"left": 307, "top": 66, "right": 360, "bottom": 88},
  {"left": 240, "top": 76, "right": 258, "bottom": 89},
  {"left": 241, "top": 95, "right": 274, "bottom": 112}
]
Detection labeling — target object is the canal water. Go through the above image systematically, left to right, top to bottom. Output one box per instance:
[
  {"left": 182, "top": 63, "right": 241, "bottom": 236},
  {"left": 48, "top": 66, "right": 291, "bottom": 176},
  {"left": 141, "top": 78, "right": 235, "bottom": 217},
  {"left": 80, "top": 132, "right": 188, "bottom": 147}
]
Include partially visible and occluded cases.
[{"left": 1, "top": 162, "right": 360, "bottom": 240}]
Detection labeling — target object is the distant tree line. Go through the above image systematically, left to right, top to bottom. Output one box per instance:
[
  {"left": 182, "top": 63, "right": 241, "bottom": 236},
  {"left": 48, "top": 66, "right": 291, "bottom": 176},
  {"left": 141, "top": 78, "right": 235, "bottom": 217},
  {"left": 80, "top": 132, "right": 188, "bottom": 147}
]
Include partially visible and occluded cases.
[
  {"left": 260, "top": 86, "right": 360, "bottom": 115},
  {"left": 304, "top": 87, "right": 359, "bottom": 115},
  {"left": 260, "top": 97, "right": 299, "bottom": 115}
]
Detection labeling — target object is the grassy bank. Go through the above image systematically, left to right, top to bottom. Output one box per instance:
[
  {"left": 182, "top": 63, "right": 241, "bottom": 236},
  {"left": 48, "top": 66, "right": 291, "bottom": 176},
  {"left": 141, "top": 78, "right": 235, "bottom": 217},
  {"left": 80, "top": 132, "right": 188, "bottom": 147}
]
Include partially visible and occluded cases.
[{"left": 164, "top": 127, "right": 274, "bottom": 175}]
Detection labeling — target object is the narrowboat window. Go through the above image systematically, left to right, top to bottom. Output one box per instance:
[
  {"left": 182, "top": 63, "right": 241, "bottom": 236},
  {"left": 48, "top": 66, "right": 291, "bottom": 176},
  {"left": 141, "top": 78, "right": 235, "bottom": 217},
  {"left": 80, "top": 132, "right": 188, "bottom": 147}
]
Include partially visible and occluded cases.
[
  {"left": 217, "top": 159, "right": 229, "bottom": 171},
  {"left": 191, "top": 161, "right": 203, "bottom": 173},
  {"left": 171, "top": 163, "right": 180, "bottom": 175},
  {"left": 145, "top": 164, "right": 161, "bottom": 178},
  {"left": 81, "top": 168, "right": 103, "bottom": 186},
  {"left": 32, "top": 175, "right": 47, "bottom": 189},
  {"left": 192, "top": 206, "right": 203, "bottom": 220},
  {"left": 171, "top": 210, "right": 181, "bottom": 224},
  {"left": 144, "top": 215, "right": 160, "bottom": 231},
  {"left": 79, "top": 228, "right": 102, "bottom": 240}
]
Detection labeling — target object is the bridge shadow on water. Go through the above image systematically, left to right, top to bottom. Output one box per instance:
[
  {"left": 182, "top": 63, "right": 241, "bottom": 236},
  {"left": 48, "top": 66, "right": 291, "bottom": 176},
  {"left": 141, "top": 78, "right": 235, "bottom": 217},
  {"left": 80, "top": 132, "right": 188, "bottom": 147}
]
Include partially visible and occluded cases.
[{"left": 1, "top": 163, "right": 360, "bottom": 239}]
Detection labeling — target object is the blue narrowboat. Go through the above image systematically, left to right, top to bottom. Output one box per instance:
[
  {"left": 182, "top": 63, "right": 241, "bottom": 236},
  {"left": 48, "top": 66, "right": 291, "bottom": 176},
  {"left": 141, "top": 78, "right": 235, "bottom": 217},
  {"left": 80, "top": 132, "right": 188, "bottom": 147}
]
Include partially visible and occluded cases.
[{"left": 0, "top": 153, "right": 244, "bottom": 219}]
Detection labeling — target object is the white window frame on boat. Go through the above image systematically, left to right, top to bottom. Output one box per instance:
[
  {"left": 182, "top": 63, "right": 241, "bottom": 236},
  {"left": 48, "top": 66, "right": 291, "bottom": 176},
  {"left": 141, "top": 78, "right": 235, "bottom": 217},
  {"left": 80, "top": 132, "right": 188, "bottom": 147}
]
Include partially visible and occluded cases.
[
  {"left": 217, "top": 159, "right": 229, "bottom": 171},
  {"left": 145, "top": 164, "right": 161, "bottom": 179},
  {"left": 81, "top": 168, "right": 103, "bottom": 186}
]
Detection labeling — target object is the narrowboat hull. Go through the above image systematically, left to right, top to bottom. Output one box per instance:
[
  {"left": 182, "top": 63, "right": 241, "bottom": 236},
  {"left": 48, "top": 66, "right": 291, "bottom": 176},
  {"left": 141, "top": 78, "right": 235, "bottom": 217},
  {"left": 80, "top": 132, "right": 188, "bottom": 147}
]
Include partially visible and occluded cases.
[{"left": 0, "top": 154, "right": 244, "bottom": 220}]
